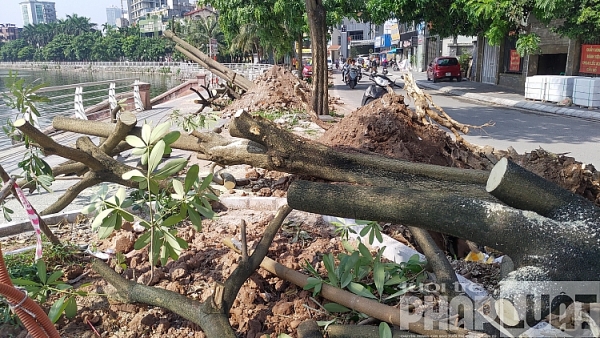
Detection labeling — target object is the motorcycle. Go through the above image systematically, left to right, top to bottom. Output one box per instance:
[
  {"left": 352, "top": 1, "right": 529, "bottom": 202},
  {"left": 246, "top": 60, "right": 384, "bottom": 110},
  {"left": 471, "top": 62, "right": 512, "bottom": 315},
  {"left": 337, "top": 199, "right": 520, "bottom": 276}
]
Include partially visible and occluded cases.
[
  {"left": 390, "top": 60, "right": 400, "bottom": 71},
  {"left": 345, "top": 65, "right": 360, "bottom": 89},
  {"left": 382, "top": 66, "right": 388, "bottom": 75},
  {"left": 361, "top": 73, "right": 402, "bottom": 105}
]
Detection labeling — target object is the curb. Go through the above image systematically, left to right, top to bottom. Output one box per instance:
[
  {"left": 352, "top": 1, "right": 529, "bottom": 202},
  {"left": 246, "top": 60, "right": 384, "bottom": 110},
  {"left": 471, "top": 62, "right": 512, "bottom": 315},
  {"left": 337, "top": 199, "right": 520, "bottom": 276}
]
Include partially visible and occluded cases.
[{"left": 0, "top": 210, "right": 83, "bottom": 238}]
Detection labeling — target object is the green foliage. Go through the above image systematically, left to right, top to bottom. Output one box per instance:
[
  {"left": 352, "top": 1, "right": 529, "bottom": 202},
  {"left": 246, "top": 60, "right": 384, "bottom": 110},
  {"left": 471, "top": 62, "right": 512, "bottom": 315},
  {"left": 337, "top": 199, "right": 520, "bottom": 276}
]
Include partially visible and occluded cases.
[
  {"left": 515, "top": 33, "right": 541, "bottom": 56},
  {"left": 458, "top": 54, "right": 471, "bottom": 72},
  {"left": 1, "top": 72, "right": 54, "bottom": 193},
  {"left": 170, "top": 109, "right": 218, "bottom": 132},
  {"left": 83, "top": 121, "right": 218, "bottom": 267},
  {"left": 330, "top": 219, "right": 383, "bottom": 245},
  {"left": 303, "top": 242, "right": 426, "bottom": 303},
  {"left": 10, "top": 259, "right": 88, "bottom": 323}
]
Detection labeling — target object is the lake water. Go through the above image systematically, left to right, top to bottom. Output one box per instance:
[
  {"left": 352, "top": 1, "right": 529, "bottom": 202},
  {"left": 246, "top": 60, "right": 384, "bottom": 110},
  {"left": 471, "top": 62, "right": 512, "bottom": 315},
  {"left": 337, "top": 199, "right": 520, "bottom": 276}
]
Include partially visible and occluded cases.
[{"left": 0, "top": 68, "right": 181, "bottom": 149}]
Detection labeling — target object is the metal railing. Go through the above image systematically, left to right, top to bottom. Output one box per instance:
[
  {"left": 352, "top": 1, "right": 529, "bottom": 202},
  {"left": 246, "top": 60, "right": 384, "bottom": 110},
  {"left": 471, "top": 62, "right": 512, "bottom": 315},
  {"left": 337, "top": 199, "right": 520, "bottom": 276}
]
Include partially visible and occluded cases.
[
  {"left": 0, "top": 61, "right": 274, "bottom": 81},
  {"left": 0, "top": 78, "right": 138, "bottom": 137}
]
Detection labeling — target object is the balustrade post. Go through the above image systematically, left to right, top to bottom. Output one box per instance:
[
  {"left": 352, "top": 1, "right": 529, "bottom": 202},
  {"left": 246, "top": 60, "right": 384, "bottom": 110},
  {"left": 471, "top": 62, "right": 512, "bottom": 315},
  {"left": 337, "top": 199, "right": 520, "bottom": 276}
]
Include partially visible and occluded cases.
[
  {"left": 133, "top": 81, "right": 152, "bottom": 111},
  {"left": 74, "top": 86, "right": 86, "bottom": 119}
]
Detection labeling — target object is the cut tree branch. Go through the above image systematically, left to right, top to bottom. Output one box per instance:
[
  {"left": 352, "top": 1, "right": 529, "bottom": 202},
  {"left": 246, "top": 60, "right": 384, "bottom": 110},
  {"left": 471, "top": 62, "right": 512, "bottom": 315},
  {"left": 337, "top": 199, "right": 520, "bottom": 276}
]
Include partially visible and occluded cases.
[
  {"left": 14, "top": 119, "right": 104, "bottom": 171},
  {"left": 287, "top": 179, "right": 600, "bottom": 282}
]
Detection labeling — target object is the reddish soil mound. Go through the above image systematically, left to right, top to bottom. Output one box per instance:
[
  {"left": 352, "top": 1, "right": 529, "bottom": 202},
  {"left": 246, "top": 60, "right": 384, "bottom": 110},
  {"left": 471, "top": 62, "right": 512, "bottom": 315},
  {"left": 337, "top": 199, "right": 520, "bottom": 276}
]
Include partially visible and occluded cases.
[
  {"left": 222, "top": 66, "right": 311, "bottom": 115},
  {"left": 319, "top": 93, "right": 600, "bottom": 204}
]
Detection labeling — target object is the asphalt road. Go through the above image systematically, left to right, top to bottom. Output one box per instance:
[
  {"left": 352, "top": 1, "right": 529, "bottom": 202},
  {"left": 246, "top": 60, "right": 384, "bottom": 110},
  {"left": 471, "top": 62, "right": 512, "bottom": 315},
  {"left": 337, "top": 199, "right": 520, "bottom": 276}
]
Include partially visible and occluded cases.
[{"left": 330, "top": 69, "right": 600, "bottom": 168}]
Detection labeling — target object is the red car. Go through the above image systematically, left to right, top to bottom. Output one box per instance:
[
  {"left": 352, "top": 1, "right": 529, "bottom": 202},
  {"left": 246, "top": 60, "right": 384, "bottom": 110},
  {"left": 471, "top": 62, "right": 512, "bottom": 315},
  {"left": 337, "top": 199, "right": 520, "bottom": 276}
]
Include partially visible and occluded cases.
[
  {"left": 427, "top": 56, "right": 461, "bottom": 83},
  {"left": 302, "top": 64, "right": 313, "bottom": 80}
]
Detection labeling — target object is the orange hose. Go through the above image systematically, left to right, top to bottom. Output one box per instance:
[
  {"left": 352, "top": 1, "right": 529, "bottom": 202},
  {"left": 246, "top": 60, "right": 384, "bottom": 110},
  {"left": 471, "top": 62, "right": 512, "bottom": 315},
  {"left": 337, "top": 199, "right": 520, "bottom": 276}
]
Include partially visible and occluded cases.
[{"left": 0, "top": 244, "right": 61, "bottom": 338}]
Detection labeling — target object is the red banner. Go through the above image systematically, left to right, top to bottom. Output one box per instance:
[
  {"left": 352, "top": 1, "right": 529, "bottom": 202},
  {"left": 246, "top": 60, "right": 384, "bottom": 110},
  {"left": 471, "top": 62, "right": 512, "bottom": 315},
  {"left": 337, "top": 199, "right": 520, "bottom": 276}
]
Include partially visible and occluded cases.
[
  {"left": 580, "top": 44, "right": 600, "bottom": 75},
  {"left": 509, "top": 49, "right": 521, "bottom": 72}
]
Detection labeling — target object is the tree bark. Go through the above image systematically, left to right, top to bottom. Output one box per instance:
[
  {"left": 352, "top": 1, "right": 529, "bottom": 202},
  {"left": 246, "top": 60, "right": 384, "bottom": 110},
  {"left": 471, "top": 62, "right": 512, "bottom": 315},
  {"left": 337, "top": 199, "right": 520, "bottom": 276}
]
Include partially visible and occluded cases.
[
  {"left": 305, "top": 0, "right": 329, "bottom": 115},
  {"left": 164, "top": 30, "right": 254, "bottom": 92},
  {"left": 54, "top": 112, "right": 491, "bottom": 188},
  {"left": 487, "top": 157, "right": 600, "bottom": 222},
  {"left": 287, "top": 179, "right": 600, "bottom": 282},
  {"left": 92, "top": 259, "right": 236, "bottom": 338}
]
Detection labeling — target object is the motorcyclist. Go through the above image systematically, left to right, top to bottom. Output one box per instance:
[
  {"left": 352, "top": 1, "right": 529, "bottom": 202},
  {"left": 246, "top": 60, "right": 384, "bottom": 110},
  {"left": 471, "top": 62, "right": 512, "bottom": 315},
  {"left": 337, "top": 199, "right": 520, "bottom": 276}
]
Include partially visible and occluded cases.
[{"left": 342, "top": 58, "right": 352, "bottom": 81}]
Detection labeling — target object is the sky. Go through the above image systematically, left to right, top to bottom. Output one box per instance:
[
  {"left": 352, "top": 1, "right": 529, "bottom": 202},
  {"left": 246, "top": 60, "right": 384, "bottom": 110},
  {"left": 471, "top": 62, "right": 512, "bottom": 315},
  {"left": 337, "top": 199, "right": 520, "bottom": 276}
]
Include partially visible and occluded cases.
[{"left": 0, "top": 0, "right": 125, "bottom": 28}]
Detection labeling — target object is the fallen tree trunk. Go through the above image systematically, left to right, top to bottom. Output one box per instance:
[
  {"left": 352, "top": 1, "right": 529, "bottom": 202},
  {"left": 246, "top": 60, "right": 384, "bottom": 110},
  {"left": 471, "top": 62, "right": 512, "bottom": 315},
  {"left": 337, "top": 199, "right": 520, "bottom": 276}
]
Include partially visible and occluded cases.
[
  {"left": 163, "top": 30, "right": 254, "bottom": 92},
  {"left": 52, "top": 112, "right": 491, "bottom": 189},
  {"left": 487, "top": 157, "right": 600, "bottom": 222},
  {"left": 287, "top": 179, "right": 600, "bottom": 282}
]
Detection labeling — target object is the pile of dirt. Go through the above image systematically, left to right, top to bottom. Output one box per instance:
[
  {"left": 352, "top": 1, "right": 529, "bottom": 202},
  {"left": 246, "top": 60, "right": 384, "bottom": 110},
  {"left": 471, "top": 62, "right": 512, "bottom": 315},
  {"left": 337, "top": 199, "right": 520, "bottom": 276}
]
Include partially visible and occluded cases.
[
  {"left": 222, "top": 66, "right": 311, "bottom": 115},
  {"left": 318, "top": 92, "right": 600, "bottom": 205},
  {"left": 319, "top": 93, "right": 493, "bottom": 170}
]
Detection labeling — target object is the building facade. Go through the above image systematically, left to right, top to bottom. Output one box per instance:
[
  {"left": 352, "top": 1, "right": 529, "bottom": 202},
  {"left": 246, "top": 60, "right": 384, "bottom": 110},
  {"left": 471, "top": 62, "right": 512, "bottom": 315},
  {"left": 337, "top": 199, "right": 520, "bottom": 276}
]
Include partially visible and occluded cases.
[
  {"left": 126, "top": 0, "right": 194, "bottom": 23},
  {"left": 20, "top": 1, "right": 57, "bottom": 26},
  {"left": 106, "top": 6, "right": 123, "bottom": 27},
  {"left": 329, "top": 18, "right": 382, "bottom": 60},
  {"left": 0, "top": 24, "right": 21, "bottom": 42}
]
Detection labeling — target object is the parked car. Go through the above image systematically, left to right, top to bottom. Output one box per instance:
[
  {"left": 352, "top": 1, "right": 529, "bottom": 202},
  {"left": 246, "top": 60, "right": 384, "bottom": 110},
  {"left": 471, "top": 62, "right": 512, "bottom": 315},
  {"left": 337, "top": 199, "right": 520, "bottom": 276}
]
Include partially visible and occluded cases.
[
  {"left": 427, "top": 56, "right": 461, "bottom": 83},
  {"left": 327, "top": 59, "right": 333, "bottom": 70},
  {"left": 302, "top": 63, "right": 313, "bottom": 79}
]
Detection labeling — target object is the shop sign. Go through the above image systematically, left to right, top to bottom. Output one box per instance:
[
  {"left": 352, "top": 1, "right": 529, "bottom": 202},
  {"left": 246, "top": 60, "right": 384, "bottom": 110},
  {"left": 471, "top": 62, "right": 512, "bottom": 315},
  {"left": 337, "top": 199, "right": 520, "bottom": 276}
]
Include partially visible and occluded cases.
[
  {"left": 580, "top": 44, "right": 600, "bottom": 75},
  {"left": 509, "top": 49, "right": 521, "bottom": 72}
]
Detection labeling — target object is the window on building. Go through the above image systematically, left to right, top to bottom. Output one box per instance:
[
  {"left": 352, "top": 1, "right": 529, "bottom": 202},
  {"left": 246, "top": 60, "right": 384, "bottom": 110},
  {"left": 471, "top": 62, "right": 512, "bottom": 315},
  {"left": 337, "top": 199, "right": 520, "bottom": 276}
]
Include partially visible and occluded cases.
[{"left": 349, "top": 30, "right": 363, "bottom": 41}]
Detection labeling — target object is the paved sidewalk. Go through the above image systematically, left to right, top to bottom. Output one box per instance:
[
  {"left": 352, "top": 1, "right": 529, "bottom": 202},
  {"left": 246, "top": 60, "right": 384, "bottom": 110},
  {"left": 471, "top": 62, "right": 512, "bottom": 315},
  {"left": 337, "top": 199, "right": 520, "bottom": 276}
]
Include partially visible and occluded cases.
[{"left": 406, "top": 70, "right": 600, "bottom": 121}]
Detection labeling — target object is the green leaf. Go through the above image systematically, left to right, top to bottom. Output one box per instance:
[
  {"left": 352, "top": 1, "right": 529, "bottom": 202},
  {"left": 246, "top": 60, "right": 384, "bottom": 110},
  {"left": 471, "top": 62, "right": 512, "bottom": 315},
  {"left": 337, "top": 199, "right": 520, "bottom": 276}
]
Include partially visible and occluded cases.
[
  {"left": 149, "top": 121, "right": 171, "bottom": 144},
  {"left": 141, "top": 123, "right": 152, "bottom": 144},
  {"left": 162, "top": 130, "right": 181, "bottom": 145},
  {"left": 125, "top": 135, "right": 146, "bottom": 148},
  {"left": 148, "top": 140, "right": 166, "bottom": 172},
  {"left": 154, "top": 158, "right": 187, "bottom": 179},
  {"left": 185, "top": 164, "right": 199, "bottom": 191},
  {"left": 122, "top": 169, "right": 145, "bottom": 181},
  {"left": 198, "top": 173, "right": 213, "bottom": 191},
  {"left": 148, "top": 179, "right": 160, "bottom": 195},
  {"left": 172, "top": 179, "right": 185, "bottom": 198},
  {"left": 115, "top": 188, "right": 127, "bottom": 206},
  {"left": 187, "top": 207, "right": 203, "bottom": 231},
  {"left": 98, "top": 212, "right": 119, "bottom": 239},
  {"left": 162, "top": 214, "right": 184, "bottom": 227},
  {"left": 359, "top": 226, "right": 370, "bottom": 237},
  {"left": 375, "top": 228, "right": 383, "bottom": 243},
  {"left": 134, "top": 231, "right": 152, "bottom": 250},
  {"left": 341, "top": 240, "right": 356, "bottom": 253},
  {"left": 358, "top": 243, "right": 373, "bottom": 263},
  {"left": 322, "top": 253, "right": 338, "bottom": 287},
  {"left": 36, "top": 259, "right": 47, "bottom": 284},
  {"left": 374, "top": 261, "right": 385, "bottom": 297},
  {"left": 46, "top": 270, "right": 64, "bottom": 284},
  {"left": 340, "top": 270, "right": 353, "bottom": 289},
  {"left": 384, "top": 275, "right": 407, "bottom": 286},
  {"left": 303, "top": 277, "right": 322, "bottom": 290},
  {"left": 10, "top": 278, "right": 41, "bottom": 286},
  {"left": 347, "top": 282, "right": 377, "bottom": 299},
  {"left": 384, "top": 288, "right": 409, "bottom": 301},
  {"left": 48, "top": 296, "right": 66, "bottom": 323},
  {"left": 64, "top": 297, "right": 78, "bottom": 319},
  {"left": 324, "top": 303, "right": 351, "bottom": 313},
  {"left": 316, "top": 319, "right": 336, "bottom": 330},
  {"left": 379, "top": 322, "right": 392, "bottom": 338}
]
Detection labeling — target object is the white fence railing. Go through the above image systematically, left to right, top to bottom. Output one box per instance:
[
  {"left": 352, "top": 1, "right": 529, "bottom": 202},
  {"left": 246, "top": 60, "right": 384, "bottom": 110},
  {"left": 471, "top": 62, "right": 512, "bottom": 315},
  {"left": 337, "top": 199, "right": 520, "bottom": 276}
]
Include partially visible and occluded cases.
[{"left": 0, "top": 62, "right": 273, "bottom": 81}]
